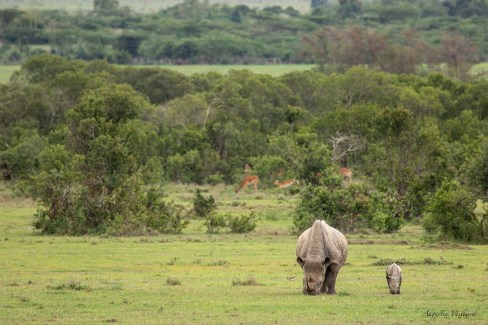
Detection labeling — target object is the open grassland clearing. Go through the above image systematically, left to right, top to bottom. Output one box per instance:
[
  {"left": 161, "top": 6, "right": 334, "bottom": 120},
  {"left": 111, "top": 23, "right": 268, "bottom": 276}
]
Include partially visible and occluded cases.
[
  {"left": 0, "top": 0, "right": 312, "bottom": 13},
  {"left": 2, "top": 63, "right": 488, "bottom": 84},
  {"left": 0, "top": 64, "right": 315, "bottom": 84},
  {"left": 134, "top": 64, "right": 316, "bottom": 77},
  {"left": 0, "top": 65, "right": 20, "bottom": 83},
  {"left": 0, "top": 183, "right": 487, "bottom": 324}
]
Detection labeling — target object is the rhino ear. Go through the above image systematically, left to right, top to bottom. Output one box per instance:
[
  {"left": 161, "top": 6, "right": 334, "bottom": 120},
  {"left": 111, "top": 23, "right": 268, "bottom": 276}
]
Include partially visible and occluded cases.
[{"left": 297, "top": 257, "right": 305, "bottom": 268}]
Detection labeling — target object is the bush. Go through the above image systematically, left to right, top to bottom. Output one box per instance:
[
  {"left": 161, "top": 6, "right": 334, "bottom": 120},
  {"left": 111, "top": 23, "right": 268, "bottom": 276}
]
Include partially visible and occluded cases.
[
  {"left": 30, "top": 85, "right": 189, "bottom": 236},
  {"left": 293, "top": 171, "right": 402, "bottom": 234},
  {"left": 207, "top": 173, "right": 223, "bottom": 185},
  {"left": 423, "top": 179, "right": 484, "bottom": 243},
  {"left": 145, "top": 188, "right": 189, "bottom": 234},
  {"left": 193, "top": 189, "right": 216, "bottom": 218},
  {"left": 204, "top": 211, "right": 257, "bottom": 234},
  {"left": 228, "top": 211, "right": 257, "bottom": 233},
  {"left": 371, "top": 211, "right": 404, "bottom": 233},
  {"left": 203, "top": 213, "right": 228, "bottom": 234}
]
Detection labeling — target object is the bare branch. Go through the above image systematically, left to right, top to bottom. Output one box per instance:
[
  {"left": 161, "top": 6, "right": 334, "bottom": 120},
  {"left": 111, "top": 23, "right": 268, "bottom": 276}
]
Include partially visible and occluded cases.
[{"left": 329, "top": 133, "right": 364, "bottom": 162}]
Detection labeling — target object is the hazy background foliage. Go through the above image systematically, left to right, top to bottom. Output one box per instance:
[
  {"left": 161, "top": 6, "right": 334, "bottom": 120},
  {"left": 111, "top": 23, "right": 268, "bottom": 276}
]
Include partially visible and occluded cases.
[
  {"left": 0, "top": 0, "right": 487, "bottom": 79},
  {"left": 0, "top": 54, "right": 487, "bottom": 242}
]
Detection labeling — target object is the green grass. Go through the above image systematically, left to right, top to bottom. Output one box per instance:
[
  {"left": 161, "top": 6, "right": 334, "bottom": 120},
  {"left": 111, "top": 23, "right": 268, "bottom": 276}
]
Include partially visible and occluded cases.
[
  {"left": 0, "top": 0, "right": 312, "bottom": 13},
  {"left": 4, "top": 62, "right": 488, "bottom": 84},
  {"left": 471, "top": 62, "right": 488, "bottom": 77},
  {"left": 0, "top": 64, "right": 314, "bottom": 84},
  {"left": 144, "top": 64, "right": 316, "bottom": 76},
  {"left": 0, "top": 65, "right": 20, "bottom": 83},
  {"left": 0, "top": 183, "right": 487, "bottom": 324}
]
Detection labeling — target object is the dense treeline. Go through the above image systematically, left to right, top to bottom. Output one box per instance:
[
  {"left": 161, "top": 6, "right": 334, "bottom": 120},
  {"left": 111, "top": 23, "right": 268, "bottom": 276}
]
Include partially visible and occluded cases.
[
  {"left": 0, "top": 0, "right": 487, "bottom": 73},
  {"left": 1, "top": 54, "right": 487, "bottom": 241}
]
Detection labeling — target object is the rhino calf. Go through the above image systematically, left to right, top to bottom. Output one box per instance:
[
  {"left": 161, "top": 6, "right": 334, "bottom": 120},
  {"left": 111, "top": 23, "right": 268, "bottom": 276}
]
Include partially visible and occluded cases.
[
  {"left": 296, "top": 220, "right": 348, "bottom": 295},
  {"left": 386, "top": 263, "right": 402, "bottom": 294}
]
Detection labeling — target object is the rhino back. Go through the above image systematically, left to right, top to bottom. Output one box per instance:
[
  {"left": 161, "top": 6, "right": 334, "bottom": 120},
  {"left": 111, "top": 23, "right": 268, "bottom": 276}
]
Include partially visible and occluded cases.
[
  {"left": 296, "top": 220, "right": 348, "bottom": 265},
  {"left": 320, "top": 220, "right": 348, "bottom": 266},
  {"left": 296, "top": 221, "right": 326, "bottom": 261},
  {"left": 296, "top": 228, "right": 311, "bottom": 258},
  {"left": 387, "top": 263, "right": 402, "bottom": 276}
]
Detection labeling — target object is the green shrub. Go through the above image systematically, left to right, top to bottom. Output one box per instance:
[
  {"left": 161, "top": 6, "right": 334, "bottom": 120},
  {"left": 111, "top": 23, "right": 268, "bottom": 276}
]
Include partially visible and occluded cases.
[
  {"left": 30, "top": 86, "right": 188, "bottom": 236},
  {"left": 293, "top": 171, "right": 402, "bottom": 234},
  {"left": 206, "top": 173, "right": 224, "bottom": 185},
  {"left": 423, "top": 179, "right": 484, "bottom": 243},
  {"left": 145, "top": 188, "right": 189, "bottom": 234},
  {"left": 193, "top": 189, "right": 216, "bottom": 218},
  {"left": 204, "top": 211, "right": 258, "bottom": 234},
  {"left": 228, "top": 211, "right": 257, "bottom": 233},
  {"left": 371, "top": 211, "right": 404, "bottom": 233},
  {"left": 203, "top": 213, "right": 228, "bottom": 234}
]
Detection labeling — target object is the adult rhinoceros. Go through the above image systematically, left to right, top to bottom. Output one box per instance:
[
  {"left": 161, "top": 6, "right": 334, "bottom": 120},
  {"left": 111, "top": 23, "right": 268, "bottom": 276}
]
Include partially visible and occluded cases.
[
  {"left": 296, "top": 220, "right": 348, "bottom": 295},
  {"left": 386, "top": 263, "right": 402, "bottom": 294}
]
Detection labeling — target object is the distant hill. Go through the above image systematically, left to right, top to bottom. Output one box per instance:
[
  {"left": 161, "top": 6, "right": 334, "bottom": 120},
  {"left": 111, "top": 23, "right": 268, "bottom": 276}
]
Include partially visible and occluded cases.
[{"left": 0, "top": 0, "right": 312, "bottom": 14}]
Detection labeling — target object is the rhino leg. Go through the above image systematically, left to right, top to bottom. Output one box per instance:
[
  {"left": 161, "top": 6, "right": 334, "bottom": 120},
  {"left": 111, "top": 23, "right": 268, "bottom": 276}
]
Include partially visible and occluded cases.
[
  {"left": 325, "top": 264, "right": 340, "bottom": 295},
  {"left": 320, "top": 272, "right": 327, "bottom": 294}
]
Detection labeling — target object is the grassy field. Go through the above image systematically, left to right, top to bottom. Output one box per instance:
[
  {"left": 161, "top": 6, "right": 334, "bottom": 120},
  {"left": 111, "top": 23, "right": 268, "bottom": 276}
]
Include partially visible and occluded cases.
[
  {"left": 0, "top": 0, "right": 312, "bottom": 13},
  {"left": 471, "top": 62, "right": 488, "bottom": 77},
  {"left": 3, "top": 63, "right": 488, "bottom": 84},
  {"left": 0, "top": 64, "right": 315, "bottom": 83},
  {"left": 135, "top": 64, "right": 316, "bottom": 77},
  {"left": 0, "top": 65, "right": 20, "bottom": 83},
  {"left": 0, "top": 183, "right": 487, "bottom": 324}
]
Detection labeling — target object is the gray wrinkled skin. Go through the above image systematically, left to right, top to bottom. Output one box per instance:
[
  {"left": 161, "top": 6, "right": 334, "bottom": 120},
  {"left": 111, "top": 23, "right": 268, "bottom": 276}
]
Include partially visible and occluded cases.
[
  {"left": 296, "top": 220, "right": 348, "bottom": 295},
  {"left": 386, "top": 263, "right": 402, "bottom": 294}
]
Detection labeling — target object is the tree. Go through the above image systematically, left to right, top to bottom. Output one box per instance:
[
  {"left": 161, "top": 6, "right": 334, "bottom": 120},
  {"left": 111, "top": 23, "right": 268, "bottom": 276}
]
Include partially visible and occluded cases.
[
  {"left": 94, "top": 0, "right": 119, "bottom": 14},
  {"left": 311, "top": 0, "right": 328, "bottom": 10},
  {"left": 337, "top": 0, "right": 362, "bottom": 19},
  {"left": 443, "top": 0, "right": 488, "bottom": 18},
  {"left": 366, "top": 1, "right": 420, "bottom": 23},
  {"left": 0, "top": 9, "right": 21, "bottom": 43},
  {"left": 303, "top": 26, "right": 388, "bottom": 72},
  {"left": 377, "top": 29, "right": 435, "bottom": 74},
  {"left": 438, "top": 31, "right": 480, "bottom": 80},
  {"left": 115, "top": 34, "right": 143, "bottom": 57},
  {"left": 114, "top": 67, "right": 194, "bottom": 104},
  {"left": 455, "top": 81, "right": 488, "bottom": 119},
  {"left": 31, "top": 84, "right": 187, "bottom": 235},
  {"left": 370, "top": 107, "right": 415, "bottom": 197},
  {"left": 0, "top": 130, "right": 45, "bottom": 180},
  {"left": 329, "top": 133, "right": 364, "bottom": 165},
  {"left": 464, "top": 137, "right": 488, "bottom": 195},
  {"left": 293, "top": 168, "right": 401, "bottom": 234},
  {"left": 423, "top": 179, "right": 484, "bottom": 243}
]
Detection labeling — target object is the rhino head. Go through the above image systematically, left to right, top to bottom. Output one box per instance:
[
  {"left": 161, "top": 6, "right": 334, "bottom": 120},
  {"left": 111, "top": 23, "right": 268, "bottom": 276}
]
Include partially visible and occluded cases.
[
  {"left": 297, "top": 257, "right": 326, "bottom": 295},
  {"left": 386, "top": 263, "right": 402, "bottom": 294}
]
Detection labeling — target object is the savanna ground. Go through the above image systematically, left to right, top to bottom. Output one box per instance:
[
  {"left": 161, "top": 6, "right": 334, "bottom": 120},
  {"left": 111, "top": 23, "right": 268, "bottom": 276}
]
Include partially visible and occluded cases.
[
  {"left": 0, "top": 0, "right": 312, "bottom": 14},
  {"left": 1, "top": 63, "right": 488, "bottom": 84},
  {"left": 0, "top": 64, "right": 316, "bottom": 83},
  {"left": 0, "top": 182, "right": 487, "bottom": 324}
]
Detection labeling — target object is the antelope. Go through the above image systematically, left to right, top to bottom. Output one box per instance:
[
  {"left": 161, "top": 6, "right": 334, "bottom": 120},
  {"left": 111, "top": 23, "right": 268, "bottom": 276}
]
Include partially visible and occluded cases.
[
  {"left": 244, "top": 163, "right": 253, "bottom": 175},
  {"left": 339, "top": 167, "right": 352, "bottom": 184},
  {"left": 236, "top": 175, "right": 259, "bottom": 193},
  {"left": 274, "top": 179, "right": 299, "bottom": 189}
]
